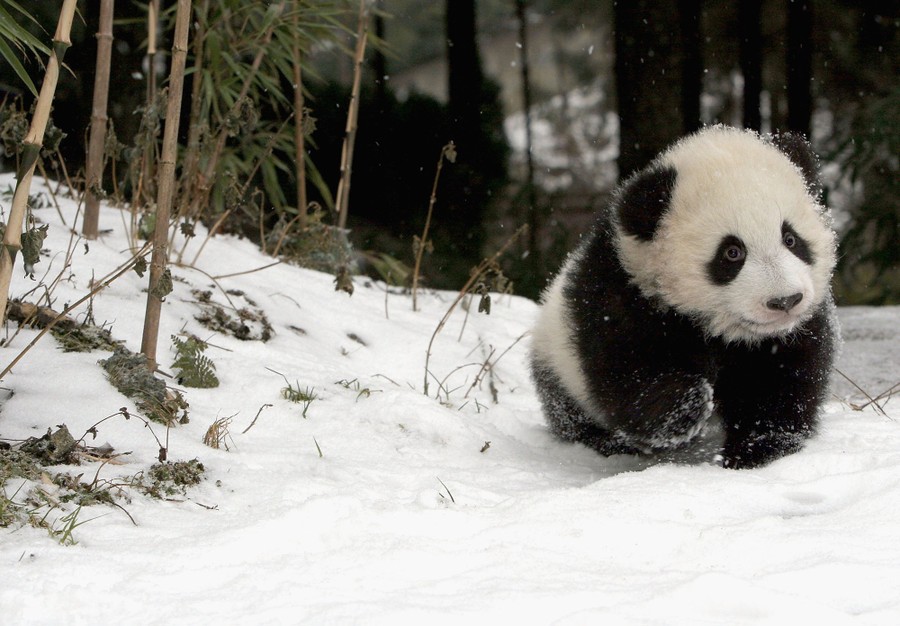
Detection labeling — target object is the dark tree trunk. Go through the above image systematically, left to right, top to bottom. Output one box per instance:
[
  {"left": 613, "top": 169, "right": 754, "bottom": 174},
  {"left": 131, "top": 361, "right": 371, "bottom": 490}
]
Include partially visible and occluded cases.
[
  {"left": 371, "top": 0, "right": 387, "bottom": 110},
  {"left": 442, "top": 0, "right": 507, "bottom": 281},
  {"left": 447, "top": 0, "right": 483, "bottom": 145},
  {"left": 515, "top": 0, "right": 539, "bottom": 272},
  {"left": 615, "top": 0, "right": 697, "bottom": 179},
  {"left": 680, "top": 0, "right": 703, "bottom": 134},
  {"left": 739, "top": 0, "right": 763, "bottom": 131},
  {"left": 786, "top": 0, "right": 813, "bottom": 137}
]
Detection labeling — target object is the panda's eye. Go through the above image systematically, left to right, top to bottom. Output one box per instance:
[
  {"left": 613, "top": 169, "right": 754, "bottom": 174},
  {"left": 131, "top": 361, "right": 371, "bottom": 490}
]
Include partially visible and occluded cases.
[
  {"left": 783, "top": 231, "right": 796, "bottom": 248},
  {"left": 723, "top": 244, "right": 745, "bottom": 262}
]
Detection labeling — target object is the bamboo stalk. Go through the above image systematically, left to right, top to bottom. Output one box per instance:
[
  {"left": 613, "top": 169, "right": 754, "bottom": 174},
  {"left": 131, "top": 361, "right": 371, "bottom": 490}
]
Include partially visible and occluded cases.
[
  {"left": 0, "top": 0, "right": 78, "bottom": 328},
  {"left": 82, "top": 0, "right": 116, "bottom": 240},
  {"left": 139, "top": 0, "right": 192, "bottom": 371},
  {"left": 139, "top": 0, "right": 161, "bottom": 211},
  {"left": 147, "top": 0, "right": 158, "bottom": 97},
  {"left": 171, "top": 0, "right": 210, "bottom": 265},
  {"left": 177, "top": 0, "right": 209, "bottom": 221},
  {"left": 291, "top": 0, "right": 308, "bottom": 229},
  {"left": 335, "top": 0, "right": 369, "bottom": 229}
]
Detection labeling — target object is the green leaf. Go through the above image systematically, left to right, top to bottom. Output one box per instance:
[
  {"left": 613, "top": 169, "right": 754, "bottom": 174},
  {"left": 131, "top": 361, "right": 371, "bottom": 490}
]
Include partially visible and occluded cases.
[
  {"left": 0, "top": 0, "right": 50, "bottom": 96},
  {"left": 3, "top": 0, "right": 51, "bottom": 33},
  {"left": 0, "top": 35, "right": 38, "bottom": 96},
  {"left": 171, "top": 335, "right": 219, "bottom": 388}
]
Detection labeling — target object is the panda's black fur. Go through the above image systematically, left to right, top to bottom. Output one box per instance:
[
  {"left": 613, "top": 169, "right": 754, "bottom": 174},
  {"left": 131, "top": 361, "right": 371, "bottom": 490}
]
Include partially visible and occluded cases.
[{"left": 530, "top": 126, "right": 838, "bottom": 469}]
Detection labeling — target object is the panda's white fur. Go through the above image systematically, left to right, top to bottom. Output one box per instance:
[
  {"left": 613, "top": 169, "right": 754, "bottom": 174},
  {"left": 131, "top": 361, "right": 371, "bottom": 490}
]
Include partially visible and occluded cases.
[
  {"left": 530, "top": 125, "right": 840, "bottom": 468},
  {"left": 613, "top": 126, "right": 836, "bottom": 344},
  {"left": 529, "top": 249, "right": 596, "bottom": 411}
]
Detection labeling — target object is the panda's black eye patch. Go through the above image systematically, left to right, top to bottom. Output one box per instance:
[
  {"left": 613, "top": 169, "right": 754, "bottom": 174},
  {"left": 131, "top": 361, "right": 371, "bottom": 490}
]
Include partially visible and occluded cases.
[
  {"left": 782, "top": 221, "right": 813, "bottom": 265},
  {"left": 707, "top": 235, "right": 746, "bottom": 285}
]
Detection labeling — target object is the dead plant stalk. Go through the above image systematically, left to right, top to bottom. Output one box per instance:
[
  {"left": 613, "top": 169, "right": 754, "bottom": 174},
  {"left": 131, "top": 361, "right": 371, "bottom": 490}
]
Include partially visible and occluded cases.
[
  {"left": 0, "top": 0, "right": 78, "bottom": 327},
  {"left": 412, "top": 141, "right": 455, "bottom": 312},
  {"left": 423, "top": 225, "right": 527, "bottom": 396},
  {"left": 1, "top": 244, "right": 151, "bottom": 380},
  {"left": 463, "top": 332, "right": 528, "bottom": 400}
]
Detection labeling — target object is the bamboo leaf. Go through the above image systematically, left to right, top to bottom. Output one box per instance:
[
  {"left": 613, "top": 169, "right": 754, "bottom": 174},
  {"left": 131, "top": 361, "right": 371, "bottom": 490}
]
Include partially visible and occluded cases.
[
  {"left": 0, "top": 1, "right": 49, "bottom": 50},
  {"left": 0, "top": 36, "right": 38, "bottom": 96}
]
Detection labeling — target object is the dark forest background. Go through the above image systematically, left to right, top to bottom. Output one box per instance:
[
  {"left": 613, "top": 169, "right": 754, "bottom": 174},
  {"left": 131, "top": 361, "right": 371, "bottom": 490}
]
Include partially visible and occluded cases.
[{"left": 0, "top": 0, "right": 896, "bottom": 303}]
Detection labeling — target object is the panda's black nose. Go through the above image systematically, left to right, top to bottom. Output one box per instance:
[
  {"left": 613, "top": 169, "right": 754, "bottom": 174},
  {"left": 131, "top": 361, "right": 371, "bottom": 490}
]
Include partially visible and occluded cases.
[{"left": 766, "top": 293, "right": 803, "bottom": 312}]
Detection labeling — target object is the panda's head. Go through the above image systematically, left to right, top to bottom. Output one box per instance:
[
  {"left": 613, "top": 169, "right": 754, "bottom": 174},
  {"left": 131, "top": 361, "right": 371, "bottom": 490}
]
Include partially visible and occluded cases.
[{"left": 613, "top": 125, "right": 837, "bottom": 344}]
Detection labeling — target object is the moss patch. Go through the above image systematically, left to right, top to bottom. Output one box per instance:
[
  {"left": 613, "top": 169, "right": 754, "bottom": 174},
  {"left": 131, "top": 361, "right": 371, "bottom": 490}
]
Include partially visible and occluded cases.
[
  {"left": 192, "top": 289, "right": 273, "bottom": 342},
  {"left": 52, "top": 323, "right": 122, "bottom": 353},
  {"left": 99, "top": 347, "right": 190, "bottom": 425},
  {"left": 145, "top": 459, "right": 205, "bottom": 497}
]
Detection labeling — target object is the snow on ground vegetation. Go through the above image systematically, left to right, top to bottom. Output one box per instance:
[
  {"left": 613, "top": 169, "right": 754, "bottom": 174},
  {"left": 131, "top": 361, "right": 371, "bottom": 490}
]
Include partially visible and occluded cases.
[{"left": 1, "top": 173, "right": 899, "bottom": 624}]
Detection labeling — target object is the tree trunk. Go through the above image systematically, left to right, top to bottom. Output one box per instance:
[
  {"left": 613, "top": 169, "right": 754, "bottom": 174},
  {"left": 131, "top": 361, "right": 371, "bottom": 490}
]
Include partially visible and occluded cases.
[
  {"left": 0, "top": 0, "right": 78, "bottom": 329},
  {"left": 82, "top": 0, "right": 116, "bottom": 240},
  {"left": 140, "top": 0, "right": 191, "bottom": 371},
  {"left": 371, "top": 0, "right": 387, "bottom": 110},
  {"left": 443, "top": 0, "right": 504, "bottom": 279},
  {"left": 447, "top": 0, "right": 483, "bottom": 142},
  {"left": 515, "top": 0, "right": 539, "bottom": 271},
  {"left": 614, "top": 0, "right": 690, "bottom": 179},
  {"left": 680, "top": 0, "right": 703, "bottom": 134},
  {"left": 739, "top": 0, "right": 763, "bottom": 131},
  {"left": 786, "top": 0, "right": 813, "bottom": 138}
]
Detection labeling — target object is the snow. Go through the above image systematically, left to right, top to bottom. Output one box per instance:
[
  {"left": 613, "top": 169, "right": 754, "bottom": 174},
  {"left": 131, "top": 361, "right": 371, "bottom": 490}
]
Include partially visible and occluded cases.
[{"left": 1, "top": 172, "right": 899, "bottom": 624}]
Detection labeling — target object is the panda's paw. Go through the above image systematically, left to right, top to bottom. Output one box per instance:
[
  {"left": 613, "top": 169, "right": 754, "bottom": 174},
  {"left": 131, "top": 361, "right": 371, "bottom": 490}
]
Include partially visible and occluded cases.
[
  {"left": 628, "top": 374, "right": 715, "bottom": 451},
  {"left": 651, "top": 378, "right": 714, "bottom": 450},
  {"left": 721, "top": 428, "right": 810, "bottom": 469}
]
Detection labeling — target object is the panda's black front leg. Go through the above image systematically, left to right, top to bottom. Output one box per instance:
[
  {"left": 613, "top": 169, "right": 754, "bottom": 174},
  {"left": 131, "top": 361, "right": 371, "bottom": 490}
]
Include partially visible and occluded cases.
[
  {"left": 582, "top": 311, "right": 719, "bottom": 454},
  {"left": 717, "top": 312, "right": 835, "bottom": 469},
  {"left": 602, "top": 369, "right": 716, "bottom": 452}
]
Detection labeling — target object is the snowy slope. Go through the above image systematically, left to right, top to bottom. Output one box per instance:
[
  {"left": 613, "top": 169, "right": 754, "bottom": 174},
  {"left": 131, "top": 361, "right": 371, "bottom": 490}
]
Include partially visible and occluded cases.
[{"left": 1, "top": 173, "right": 899, "bottom": 625}]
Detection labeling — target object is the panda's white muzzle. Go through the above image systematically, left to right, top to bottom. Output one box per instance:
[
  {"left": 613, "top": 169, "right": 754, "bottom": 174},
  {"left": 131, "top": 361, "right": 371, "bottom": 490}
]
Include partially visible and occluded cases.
[{"left": 734, "top": 249, "right": 815, "bottom": 337}]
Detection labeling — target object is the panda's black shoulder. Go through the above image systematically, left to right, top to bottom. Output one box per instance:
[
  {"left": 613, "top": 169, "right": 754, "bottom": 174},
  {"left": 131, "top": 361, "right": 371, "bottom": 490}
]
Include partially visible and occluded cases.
[
  {"left": 562, "top": 210, "right": 707, "bottom": 352},
  {"left": 562, "top": 212, "right": 632, "bottom": 307}
]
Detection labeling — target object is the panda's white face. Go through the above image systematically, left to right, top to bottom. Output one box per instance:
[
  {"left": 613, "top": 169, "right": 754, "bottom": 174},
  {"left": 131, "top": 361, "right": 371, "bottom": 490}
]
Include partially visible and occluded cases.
[{"left": 616, "top": 127, "right": 837, "bottom": 344}]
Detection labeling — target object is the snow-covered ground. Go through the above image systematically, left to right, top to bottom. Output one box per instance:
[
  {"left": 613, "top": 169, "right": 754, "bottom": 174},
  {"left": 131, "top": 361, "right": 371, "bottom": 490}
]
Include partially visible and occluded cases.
[{"left": 1, "top": 173, "right": 898, "bottom": 625}]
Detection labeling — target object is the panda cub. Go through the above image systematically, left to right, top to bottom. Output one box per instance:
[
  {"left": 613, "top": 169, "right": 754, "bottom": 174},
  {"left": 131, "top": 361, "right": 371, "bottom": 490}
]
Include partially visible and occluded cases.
[{"left": 530, "top": 125, "right": 838, "bottom": 469}]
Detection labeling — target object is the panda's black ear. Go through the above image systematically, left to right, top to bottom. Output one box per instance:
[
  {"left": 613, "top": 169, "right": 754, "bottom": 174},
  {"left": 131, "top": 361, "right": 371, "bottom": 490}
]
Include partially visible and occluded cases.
[
  {"left": 772, "top": 131, "right": 822, "bottom": 197},
  {"left": 616, "top": 166, "right": 677, "bottom": 241}
]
